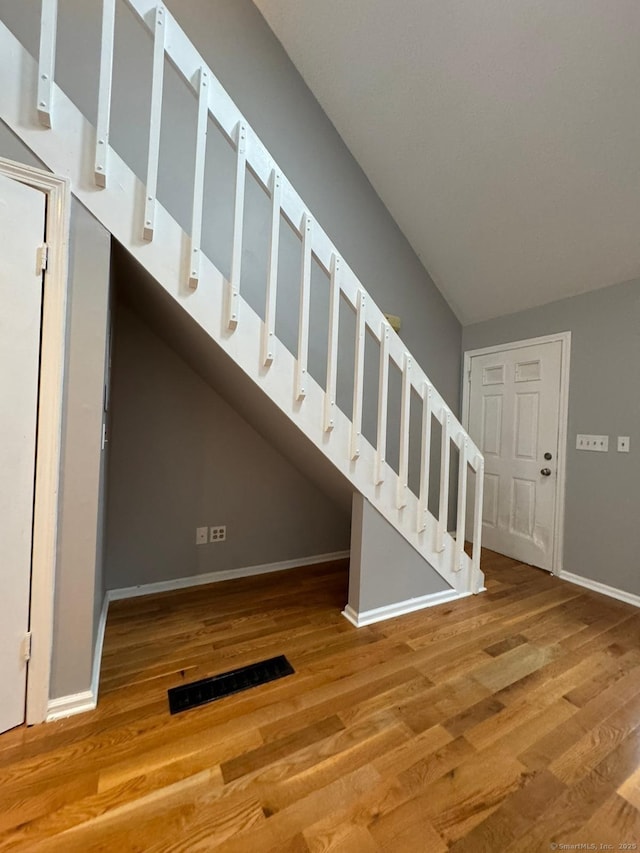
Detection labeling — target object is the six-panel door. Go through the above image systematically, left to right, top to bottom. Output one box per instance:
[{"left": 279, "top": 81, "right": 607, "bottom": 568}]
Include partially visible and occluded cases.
[{"left": 468, "top": 341, "right": 562, "bottom": 571}]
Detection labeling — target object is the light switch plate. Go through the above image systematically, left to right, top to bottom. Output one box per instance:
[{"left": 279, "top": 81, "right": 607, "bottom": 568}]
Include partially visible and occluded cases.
[{"left": 576, "top": 434, "right": 608, "bottom": 452}]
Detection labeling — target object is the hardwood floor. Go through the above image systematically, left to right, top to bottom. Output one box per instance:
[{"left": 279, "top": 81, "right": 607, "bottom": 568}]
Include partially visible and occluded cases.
[{"left": 2, "top": 550, "right": 640, "bottom": 851}]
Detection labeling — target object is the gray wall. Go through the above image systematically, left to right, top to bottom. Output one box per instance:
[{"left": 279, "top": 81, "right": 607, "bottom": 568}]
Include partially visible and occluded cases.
[
  {"left": 0, "top": 0, "right": 463, "bottom": 476},
  {"left": 1, "top": 0, "right": 464, "bottom": 689},
  {"left": 163, "top": 0, "right": 462, "bottom": 404},
  {"left": 163, "top": 0, "right": 462, "bottom": 494},
  {"left": 0, "top": 120, "right": 111, "bottom": 699},
  {"left": 55, "top": 201, "right": 111, "bottom": 698},
  {"left": 463, "top": 278, "right": 640, "bottom": 595},
  {"left": 105, "top": 302, "right": 351, "bottom": 590},
  {"left": 349, "top": 494, "right": 450, "bottom": 614}
]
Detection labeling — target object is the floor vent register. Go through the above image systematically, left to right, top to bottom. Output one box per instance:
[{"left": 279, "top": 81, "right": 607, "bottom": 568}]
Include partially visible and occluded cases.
[{"left": 168, "top": 654, "right": 295, "bottom": 714}]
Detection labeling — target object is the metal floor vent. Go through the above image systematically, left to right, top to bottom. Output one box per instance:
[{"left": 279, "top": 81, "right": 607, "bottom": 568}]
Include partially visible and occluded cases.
[{"left": 168, "top": 654, "right": 295, "bottom": 715}]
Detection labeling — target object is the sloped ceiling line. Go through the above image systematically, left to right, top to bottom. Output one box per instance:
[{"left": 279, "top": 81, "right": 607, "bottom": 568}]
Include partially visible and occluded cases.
[{"left": 254, "top": 0, "right": 640, "bottom": 323}]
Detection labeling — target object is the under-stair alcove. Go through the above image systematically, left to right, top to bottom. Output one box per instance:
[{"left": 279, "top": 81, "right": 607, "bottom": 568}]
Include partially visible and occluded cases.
[
  {"left": 0, "top": 0, "right": 485, "bottom": 725},
  {"left": 105, "top": 241, "right": 353, "bottom": 601},
  {"left": 106, "top": 242, "right": 469, "bottom": 634}
]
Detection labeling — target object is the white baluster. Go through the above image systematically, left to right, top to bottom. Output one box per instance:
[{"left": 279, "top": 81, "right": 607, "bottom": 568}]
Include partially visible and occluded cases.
[
  {"left": 37, "top": 0, "right": 58, "bottom": 127},
  {"left": 94, "top": 0, "right": 116, "bottom": 187},
  {"left": 143, "top": 4, "right": 166, "bottom": 241},
  {"left": 188, "top": 67, "right": 209, "bottom": 289},
  {"left": 225, "top": 121, "right": 247, "bottom": 329},
  {"left": 262, "top": 169, "right": 281, "bottom": 366},
  {"left": 296, "top": 213, "right": 312, "bottom": 400},
  {"left": 324, "top": 254, "right": 341, "bottom": 430},
  {"left": 351, "top": 290, "right": 366, "bottom": 460},
  {"left": 375, "top": 321, "right": 390, "bottom": 484},
  {"left": 397, "top": 353, "right": 412, "bottom": 508},
  {"left": 418, "top": 382, "right": 433, "bottom": 532},
  {"left": 436, "top": 411, "right": 451, "bottom": 552},
  {"left": 455, "top": 437, "right": 469, "bottom": 572},
  {"left": 472, "top": 454, "right": 485, "bottom": 591}
]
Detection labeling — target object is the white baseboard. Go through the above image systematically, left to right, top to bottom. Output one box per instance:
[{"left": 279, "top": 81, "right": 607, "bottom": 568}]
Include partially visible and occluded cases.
[
  {"left": 107, "top": 550, "right": 350, "bottom": 601},
  {"left": 45, "top": 551, "right": 349, "bottom": 723},
  {"left": 558, "top": 570, "right": 640, "bottom": 609},
  {"left": 343, "top": 588, "right": 470, "bottom": 628},
  {"left": 91, "top": 593, "right": 109, "bottom": 700},
  {"left": 46, "top": 594, "right": 108, "bottom": 723},
  {"left": 46, "top": 690, "right": 96, "bottom": 722}
]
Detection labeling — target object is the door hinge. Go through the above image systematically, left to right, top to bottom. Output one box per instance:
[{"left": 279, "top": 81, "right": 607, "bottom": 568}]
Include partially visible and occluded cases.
[
  {"left": 37, "top": 243, "right": 49, "bottom": 273},
  {"left": 467, "top": 369, "right": 472, "bottom": 383},
  {"left": 22, "top": 632, "right": 32, "bottom": 662}
]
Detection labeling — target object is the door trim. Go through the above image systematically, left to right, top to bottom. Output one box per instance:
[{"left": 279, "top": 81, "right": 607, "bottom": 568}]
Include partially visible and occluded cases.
[
  {"left": 0, "top": 157, "right": 71, "bottom": 725},
  {"left": 462, "top": 331, "right": 571, "bottom": 575}
]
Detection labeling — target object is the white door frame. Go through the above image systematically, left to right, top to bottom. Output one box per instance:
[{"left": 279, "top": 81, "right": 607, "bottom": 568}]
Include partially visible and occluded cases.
[
  {"left": 0, "top": 157, "right": 71, "bottom": 725},
  {"left": 462, "top": 331, "right": 571, "bottom": 575}
]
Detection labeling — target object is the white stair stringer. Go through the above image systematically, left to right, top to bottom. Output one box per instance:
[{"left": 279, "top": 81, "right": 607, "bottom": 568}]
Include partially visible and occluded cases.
[{"left": 0, "top": 19, "right": 483, "bottom": 597}]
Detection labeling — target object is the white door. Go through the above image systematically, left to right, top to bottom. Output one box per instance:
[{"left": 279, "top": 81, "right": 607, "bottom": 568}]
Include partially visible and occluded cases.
[
  {"left": 0, "top": 173, "right": 46, "bottom": 734},
  {"left": 467, "top": 340, "right": 563, "bottom": 571}
]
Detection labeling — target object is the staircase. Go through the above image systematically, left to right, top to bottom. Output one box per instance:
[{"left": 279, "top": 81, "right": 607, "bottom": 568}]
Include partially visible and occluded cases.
[{"left": 0, "top": 1, "right": 484, "bottom": 600}]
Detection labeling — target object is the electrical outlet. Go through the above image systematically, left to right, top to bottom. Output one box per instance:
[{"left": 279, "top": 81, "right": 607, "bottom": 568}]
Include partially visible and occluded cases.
[
  {"left": 576, "top": 434, "right": 608, "bottom": 452},
  {"left": 617, "top": 436, "right": 630, "bottom": 453},
  {"left": 210, "top": 525, "right": 226, "bottom": 543},
  {"left": 196, "top": 526, "right": 208, "bottom": 545}
]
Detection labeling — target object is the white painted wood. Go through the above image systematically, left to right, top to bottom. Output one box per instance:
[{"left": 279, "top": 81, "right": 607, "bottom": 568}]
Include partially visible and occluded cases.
[
  {"left": 37, "top": 0, "right": 57, "bottom": 127},
  {"left": 94, "top": 0, "right": 115, "bottom": 187},
  {"left": 119, "top": 0, "right": 370, "bottom": 301},
  {"left": 120, "top": 0, "right": 478, "bottom": 452},
  {"left": 121, "top": 0, "right": 481, "bottom": 469},
  {"left": 143, "top": 4, "right": 166, "bottom": 241},
  {"left": 1, "top": 20, "right": 479, "bottom": 597},
  {"left": 188, "top": 66, "right": 209, "bottom": 290},
  {"left": 226, "top": 121, "right": 247, "bottom": 329},
  {"left": 0, "top": 156, "right": 71, "bottom": 727},
  {"left": 262, "top": 169, "right": 281, "bottom": 366},
  {"left": 0, "top": 173, "right": 45, "bottom": 734},
  {"left": 28, "top": 174, "right": 70, "bottom": 725},
  {"left": 296, "top": 212, "right": 312, "bottom": 400},
  {"left": 324, "top": 253, "right": 340, "bottom": 431},
  {"left": 351, "top": 289, "right": 366, "bottom": 460},
  {"left": 375, "top": 321, "right": 390, "bottom": 485},
  {"left": 462, "top": 331, "right": 572, "bottom": 427},
  {"left": 463, "top": 332, "right": 569, "bottom": 575},
  {"left": 465, "top": 337, "right": 566, "bottom": 571},
  {"left": 552, "top": 337, "right": 571, "bottom": 575},
  {"left": 397, "top": 354, "right": 412, "bottom": 508},
  {"left": 417, "top": 382, "right": 433, "bottom": 532},
  {"left": 437, "top": 412, "right": 451, "bottom": 552},
  {"left": 455, "top": 436, "right": 469, "bottom": 572},
  {"left": 472, "top": 454, "right": 485, "bottom": 592},
  {"left": 109, "top": 550, "right": 351, "bottom": 600},
  {"left": 558, "top": 570, "right": 640, "bottom": 609},
  {"left": 342, "top": 588, "right": 469, "bottom": 628},
  {"left": 91, "top": 593, "right": 109, "bottom": 701},
  {"left": 46, "top": 691, "right": 96, "bottom": 722}
]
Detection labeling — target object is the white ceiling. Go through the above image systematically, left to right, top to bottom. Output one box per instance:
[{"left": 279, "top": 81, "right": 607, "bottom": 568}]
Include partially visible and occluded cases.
[{"left": 253, "top": 0, "right": 640, "bottom": 324}]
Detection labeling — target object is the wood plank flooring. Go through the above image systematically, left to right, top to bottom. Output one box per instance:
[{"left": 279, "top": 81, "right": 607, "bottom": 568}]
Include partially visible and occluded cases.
[{"left": 2, "top": 550, "right": 640, "bottom": 850}]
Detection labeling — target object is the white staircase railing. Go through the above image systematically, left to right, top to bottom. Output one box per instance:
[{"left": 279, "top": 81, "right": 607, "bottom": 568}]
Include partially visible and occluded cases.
[{"left": 5, "top": 0, "right": 484, "bottom": 595}]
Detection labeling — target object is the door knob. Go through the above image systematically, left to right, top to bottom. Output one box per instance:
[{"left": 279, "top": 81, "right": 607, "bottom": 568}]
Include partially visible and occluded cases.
[{"left": 540, "top": 468, "right": 552, "bottom": 476}]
